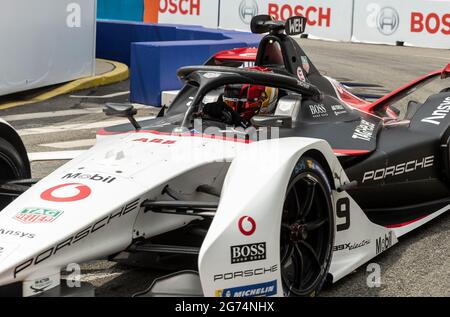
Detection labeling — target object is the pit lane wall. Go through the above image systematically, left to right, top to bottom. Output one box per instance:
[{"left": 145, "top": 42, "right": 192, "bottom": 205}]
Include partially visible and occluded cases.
[{"left": 0, "top": 0, "right": 96, "bottom": 97}]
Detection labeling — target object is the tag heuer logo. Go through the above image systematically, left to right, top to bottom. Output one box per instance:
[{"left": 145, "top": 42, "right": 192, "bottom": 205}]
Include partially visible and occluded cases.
[{"left": 14, "top": 208, "right": 63, "bottom": 224}]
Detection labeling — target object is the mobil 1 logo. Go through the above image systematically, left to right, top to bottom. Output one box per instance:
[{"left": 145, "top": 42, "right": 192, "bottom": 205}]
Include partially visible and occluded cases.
[{"left": 231, "top": 242, "right": 266, "bottom": 264}]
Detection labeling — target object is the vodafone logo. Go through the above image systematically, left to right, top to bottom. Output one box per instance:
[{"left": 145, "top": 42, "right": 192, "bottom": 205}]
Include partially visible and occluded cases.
[
  {"left": 40, "top": 183, "right": 91, "bottom": 202},
  {"left": 238, "top": 216, "right": 256, "bottom": 236}
]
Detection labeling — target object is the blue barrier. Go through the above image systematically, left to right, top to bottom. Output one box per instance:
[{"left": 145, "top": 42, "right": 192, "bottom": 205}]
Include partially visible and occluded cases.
[{"left": 96, "top": 21, "right": 261, "bottom": 106}]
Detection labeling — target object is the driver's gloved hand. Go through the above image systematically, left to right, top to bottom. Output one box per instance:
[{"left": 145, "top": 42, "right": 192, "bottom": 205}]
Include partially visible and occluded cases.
[{"left": 203, "top": 102, "right": 226, "bottom": 119}]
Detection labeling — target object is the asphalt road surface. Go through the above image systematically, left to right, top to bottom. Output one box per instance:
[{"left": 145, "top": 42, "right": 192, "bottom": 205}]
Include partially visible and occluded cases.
[{"left": 1, "top": 39, "right": 449, "bottom": 297}]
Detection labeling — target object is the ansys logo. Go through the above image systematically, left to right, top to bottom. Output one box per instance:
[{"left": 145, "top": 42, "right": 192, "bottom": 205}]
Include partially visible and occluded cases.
[
  {"left": 239, "top": 0, "right": 258, "bottom": 24},
  {"left": 377, "top": 7, "right": 399, "bottom": 35}
]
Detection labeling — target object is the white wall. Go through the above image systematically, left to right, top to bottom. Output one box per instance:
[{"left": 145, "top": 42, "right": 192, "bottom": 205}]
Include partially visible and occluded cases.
[{"left": 0, "top": 0, "right": 96, "bottom": 97}]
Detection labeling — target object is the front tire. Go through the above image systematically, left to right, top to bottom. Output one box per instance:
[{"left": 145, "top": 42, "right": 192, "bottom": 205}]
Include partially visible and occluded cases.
[
  {"left": 0, "top": 138, "right": 30, "bottom": 209},
  {"left": 280, "top": 156, "right": 334, "bottom": 297}
]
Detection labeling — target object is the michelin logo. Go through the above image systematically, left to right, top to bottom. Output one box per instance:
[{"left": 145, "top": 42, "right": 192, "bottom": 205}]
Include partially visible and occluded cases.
[{"left": 215, "top": 280, "right": 277, "bottom": 297}]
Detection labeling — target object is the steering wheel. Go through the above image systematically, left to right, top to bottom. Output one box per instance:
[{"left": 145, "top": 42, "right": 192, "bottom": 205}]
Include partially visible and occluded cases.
[{"left": 202, "top": 101, "right": 250, "bottom": 129}]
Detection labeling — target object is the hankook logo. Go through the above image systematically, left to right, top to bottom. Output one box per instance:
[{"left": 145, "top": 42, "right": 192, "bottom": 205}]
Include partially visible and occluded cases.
[
  {"left": 239, "top": 0, "right": 258, "bottom": 24},
  {"left": 377, "top": 7, "right": 400, "bottom": 35}
]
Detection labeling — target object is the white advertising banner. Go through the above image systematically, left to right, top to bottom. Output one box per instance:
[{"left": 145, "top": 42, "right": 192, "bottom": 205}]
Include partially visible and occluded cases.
[
  {"left": 0, "top": 0, "right": 96, "bottom": 97},
  {"left": 158, "top": 0, "right": 220, "bottom": 28},
  {"left": 219, "top": 0, "right": 354, "bottom": 41},
  {"left": 352, "top": 0, "right": 450, "bottom": 49}
]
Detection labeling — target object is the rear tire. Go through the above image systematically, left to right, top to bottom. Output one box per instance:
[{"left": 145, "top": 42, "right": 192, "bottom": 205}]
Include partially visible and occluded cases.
[
  {"left": 0, "top": 138, "right": 30, "bottom": 209},
  {"left": 280, "top": 156, "right": 334, "bottom": 297}
]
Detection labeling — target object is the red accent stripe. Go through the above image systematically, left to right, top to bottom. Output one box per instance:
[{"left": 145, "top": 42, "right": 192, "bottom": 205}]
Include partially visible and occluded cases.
[
  {"left": 213, "top": 48, "right": 258, "bottom": 62},
  {"left": 97, "top": 129, "right": 253, "bottom": 144},
  {"left": 98, "top": 129, "right": 373, "bottom": 155},
  {"left": 332, "top": 149, "right": 371, "bottom": 156},
  {"left": 384, "top": 215, "right": 427, "bottom": 228}
]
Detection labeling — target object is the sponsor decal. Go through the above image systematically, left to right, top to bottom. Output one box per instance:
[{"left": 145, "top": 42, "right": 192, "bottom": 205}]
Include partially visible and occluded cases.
[
  {"left": 159, "top": 0, "right": 200, "bottom": 16},
  {"left": 239, "top": 0, "right": 258, "bottom": 24},
  {"left": 268, "top": 3, "right": 331, "bottom": 27},
  {"left": 377, "top": 7, "right": 400, "bottom": 35},
  {"left": 411, "top": 12, "right": 450, "bottom": 35},
  {"left": 286, "top": 16, "right": 306, "bottom": 35},
  {"left": 301, "top": 56, "right": 310, "bottom": 74},
  {"left": 297, "top": 67, "right": 306, "bottom": 81},
  {"left": 421, "top": 97, "right": 450, "bottom": 125},
  {"left": 309, "top": 104, "right": 328, "bottom": 118},
  {"left": 331, "top": 104, "right": 347, "bottom": 116},
  {"left": 352, "top": 119, "right": 375, "bottom": 142},
  {"left": 133, "top": 138, "right": 177, "bottom": 145},
  {"left": 362, "top": 156, "right": 434, "bottom": 183},
  {"left": 62, "top": 173, "right": 116, "bottom": 184},
  {"left": 41, "top": 183, "right": 91, "bottom": 202},
  {"left": 13, "top": 199, "right": 139, "bottom": 278},
  {"left": 14, "top": 208, "right": 63, "bottom": 224},
  {"left": 238, "top": 216, "right": 256, "bottom": 236},
  {"left": 0, "top": 228, "right": 35, "bottom": 239},
  {"left": 376, "top": 231, "right": 393, "bottom": 255},
  {"left": 333, "top": 239, "right": 370, "bottom": 252},
  {"left": 231, "top": 242, "right": 266, "bottom": 264},
  {"left": 214, "top": 265, "right": 278, "bottom": 282},
  {"left": 215, "top": 280, "right": 277, "bottom": 297}
]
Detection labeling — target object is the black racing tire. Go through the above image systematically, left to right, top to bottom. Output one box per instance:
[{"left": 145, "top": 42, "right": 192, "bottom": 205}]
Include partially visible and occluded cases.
[
  {"left": 0, "top": 138, "right": 30, "bottom": 209},
  {"left": 280, "top": 156, "right": 334, "bottom": 297}
]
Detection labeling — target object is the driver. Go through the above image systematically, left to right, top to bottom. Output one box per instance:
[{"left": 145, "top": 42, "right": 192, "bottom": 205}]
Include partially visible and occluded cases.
[{"left": 223, "top": 83, "right": 278, "bottom": 121}]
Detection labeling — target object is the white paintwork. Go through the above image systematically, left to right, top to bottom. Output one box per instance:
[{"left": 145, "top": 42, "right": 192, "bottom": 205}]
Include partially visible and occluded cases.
[
  {"left": 40, "top": 139, "right": 96, "bottom": 150},
  {"left": 28, "top": 151, "right": 88, "bottom": 162}
]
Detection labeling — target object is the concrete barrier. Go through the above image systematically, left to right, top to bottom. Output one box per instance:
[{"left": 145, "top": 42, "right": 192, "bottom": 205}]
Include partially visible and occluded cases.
[{"left": 97, "top": 20, "right": 260, "bottom": 106}]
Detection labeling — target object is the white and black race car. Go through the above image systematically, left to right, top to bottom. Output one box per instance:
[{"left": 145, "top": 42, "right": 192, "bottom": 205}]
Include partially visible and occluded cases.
[{"left": 0, "top": 16, "right": 449, "bottom": 297}]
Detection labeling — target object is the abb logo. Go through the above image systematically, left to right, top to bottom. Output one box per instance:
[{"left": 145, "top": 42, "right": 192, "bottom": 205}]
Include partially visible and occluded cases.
[
  {"left": 159, "top": 0, "right": 201, "bottom": 16},
  {"left": 268, "top": 3, "right": 331, "bottom": 27},
  {"left": 411, "top": 12, "right": 450, "bottom": 35},
  {"left": 133, "top": 138, "right": 177, "bottom": 145}
]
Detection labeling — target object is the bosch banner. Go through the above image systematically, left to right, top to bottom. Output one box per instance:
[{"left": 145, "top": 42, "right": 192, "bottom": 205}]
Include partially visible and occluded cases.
[
  {"left": 157, "top": 0, "right": 220, "bottom": 28},
  {"left": 219, "top": 0, "right": 354, "bottom": 41},
  {"left": 352, "top": 0, "right": 450, "bottom": 49}
]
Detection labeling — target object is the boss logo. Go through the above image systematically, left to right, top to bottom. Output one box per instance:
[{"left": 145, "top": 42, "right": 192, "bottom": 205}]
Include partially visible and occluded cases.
[
  {"left": 309, "top": 104, "right": 328, "bottom": 118},
  {"left": 231, "top": 242, "right": 266, "bottom": 264}
]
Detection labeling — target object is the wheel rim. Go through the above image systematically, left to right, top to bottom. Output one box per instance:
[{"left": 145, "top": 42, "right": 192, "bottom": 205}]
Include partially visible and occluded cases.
[{"left": 280, "top": 172, "right": 332, "bottom": 296}]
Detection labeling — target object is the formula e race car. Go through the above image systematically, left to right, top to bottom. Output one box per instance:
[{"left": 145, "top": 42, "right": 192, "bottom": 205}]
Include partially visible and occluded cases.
[{"left": 1, "top": 15, "right": 450, "bottom": 297}]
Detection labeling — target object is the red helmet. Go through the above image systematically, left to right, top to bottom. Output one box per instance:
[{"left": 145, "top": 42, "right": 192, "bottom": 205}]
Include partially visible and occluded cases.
[{"left": 223, "top": 67, "right": 278, "bottom": 120}]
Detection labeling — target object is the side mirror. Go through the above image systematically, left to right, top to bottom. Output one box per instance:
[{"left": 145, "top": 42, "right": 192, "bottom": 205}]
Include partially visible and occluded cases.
[
  {"left": 103, "top": 103, "right": 141, "bottom": 130},
  {"left": 251, "top": 114, "right": 292, "bottom": 128}
]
